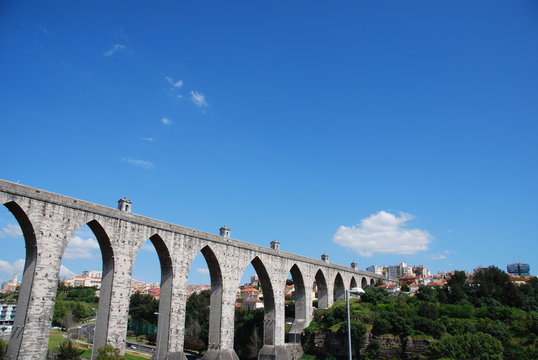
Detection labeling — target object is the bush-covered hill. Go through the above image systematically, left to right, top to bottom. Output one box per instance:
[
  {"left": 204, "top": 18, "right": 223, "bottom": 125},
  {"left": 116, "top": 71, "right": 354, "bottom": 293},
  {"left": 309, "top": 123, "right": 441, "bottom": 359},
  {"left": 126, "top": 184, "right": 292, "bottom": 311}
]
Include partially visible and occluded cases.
[{"left": 302, "top": 267, "right": 538, "bottom": 360}]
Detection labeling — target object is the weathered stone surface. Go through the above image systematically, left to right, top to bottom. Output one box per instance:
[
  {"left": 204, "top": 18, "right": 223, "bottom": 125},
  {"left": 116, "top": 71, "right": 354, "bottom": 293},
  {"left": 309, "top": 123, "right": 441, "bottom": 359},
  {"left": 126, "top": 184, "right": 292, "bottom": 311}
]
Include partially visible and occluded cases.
[
  {"left": 0, "top": 179, "right": 394, "bottom": 360},
  {"left": 376, "top": 334, "right": 402, "bottom": 359},
  {"left": 403, "top": 336, "right": 434, "bottom": 359}
]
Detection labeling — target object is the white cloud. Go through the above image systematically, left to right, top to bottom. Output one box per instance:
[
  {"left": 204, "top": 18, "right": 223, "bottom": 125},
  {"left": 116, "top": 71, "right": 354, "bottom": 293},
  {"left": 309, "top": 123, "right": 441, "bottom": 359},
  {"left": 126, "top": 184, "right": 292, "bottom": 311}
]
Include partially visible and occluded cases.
[
  {"left": 103, "top": 44, "right": 126, "bottom": 57},
  {"left": 164, "top": 76, "right": 183, "bottom": 89},
  {"left": 190, "top": 91, "right": 207, "bottom": 107},
  {"left": 161, "top": 117, "right": 172, "bottom": 125},
  {"left": 142, "top": 137, "right": 155, "bottom": 142},
  {"left": 122, "top": 157, "right": 154, "bottom": 169},
  {"left": 333, "top": 211, "right": 433, "bottom": 257},
  {"left": 0, "top": 224, "right": 22, "bottom": 238},
  {"left": 64, "top": 236, "right": 100, "bottom": 259},
  {"left": 141, "top": 242, "right": 156, "bottom": 252},
  {"left": 429, "top": 254, "right": 447, "bottom": 260},
  {"left": 0, "top": 259, "right": 25, "bottom": 277},
  {"left": 59, "top": 265, "right": 76, "bottom": 280},
  {"left": 196, "top": 268, "right": 210, "bottom": 275}
]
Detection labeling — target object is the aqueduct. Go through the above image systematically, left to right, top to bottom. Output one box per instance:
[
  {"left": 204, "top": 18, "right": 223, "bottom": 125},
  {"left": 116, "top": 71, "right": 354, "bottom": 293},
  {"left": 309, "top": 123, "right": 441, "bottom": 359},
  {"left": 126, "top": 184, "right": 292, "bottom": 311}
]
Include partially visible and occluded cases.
[{"left": 0, "top": 179, "right": 392, "bottom": 360}]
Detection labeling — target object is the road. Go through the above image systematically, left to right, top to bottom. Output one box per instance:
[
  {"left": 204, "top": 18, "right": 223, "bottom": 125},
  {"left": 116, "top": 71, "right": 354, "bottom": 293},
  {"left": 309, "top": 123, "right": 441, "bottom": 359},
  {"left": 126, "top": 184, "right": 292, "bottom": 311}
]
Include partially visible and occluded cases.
[{"left": 74, "top": 324, "right": 202, "bottom": 359}]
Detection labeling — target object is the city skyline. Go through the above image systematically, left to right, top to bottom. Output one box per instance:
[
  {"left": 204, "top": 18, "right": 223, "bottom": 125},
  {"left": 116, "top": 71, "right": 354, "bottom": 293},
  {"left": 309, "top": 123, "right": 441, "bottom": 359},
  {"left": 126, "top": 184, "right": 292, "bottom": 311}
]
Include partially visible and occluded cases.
[{"left": 1, "top": 1, "right": 537, "bottom": 284}]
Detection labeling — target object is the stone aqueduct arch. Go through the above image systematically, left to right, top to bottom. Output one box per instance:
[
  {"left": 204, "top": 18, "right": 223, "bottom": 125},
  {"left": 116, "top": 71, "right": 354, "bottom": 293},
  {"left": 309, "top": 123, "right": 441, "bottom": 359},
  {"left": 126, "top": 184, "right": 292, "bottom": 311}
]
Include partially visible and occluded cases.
[{"left": 0, "top": 180, "right": 392, "bottom": 360}]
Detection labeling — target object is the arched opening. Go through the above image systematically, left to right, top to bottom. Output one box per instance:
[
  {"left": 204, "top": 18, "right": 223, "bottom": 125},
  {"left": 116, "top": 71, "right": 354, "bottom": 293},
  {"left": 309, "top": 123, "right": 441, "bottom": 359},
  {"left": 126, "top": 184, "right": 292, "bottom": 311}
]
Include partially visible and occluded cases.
[
  {"left": 0, "top": 202, "right": 36, "bottom": 356},
  {"left": 49, "top": 220, "right": 114, "bottom": 359},
  {"left": 128, "top": 235, "right": 172, "bottom": 359},
  {"left": 184, "top": 245, "right": 223, "bottom": 356},
  {"left": 234, "top": 257, "right": 275, "bottom": 360},
  {"left": 285, "top": 264, "right": 306, "bottom": 343},
  {"left": 314, "top": 269, "right": 328, "bottom": 309},
  {"left": 334, "top": 273, "right": 345, "bottom": 302},
  {"left": 350, "top": 276, "right": 358, "bottom": 289},
  {"left": 361, "top": 277, "right": 368, "bottom": 289},
  {"left": 370, "top": 278, "right": 376, "bottom": 286}
]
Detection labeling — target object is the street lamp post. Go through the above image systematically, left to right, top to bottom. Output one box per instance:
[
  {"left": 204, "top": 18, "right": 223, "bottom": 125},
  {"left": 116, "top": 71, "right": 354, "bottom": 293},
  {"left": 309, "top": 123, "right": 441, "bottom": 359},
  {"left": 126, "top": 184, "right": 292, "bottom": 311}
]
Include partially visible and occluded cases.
[{"left": 346, "top": 287, "right": 365, "bottom": 360}]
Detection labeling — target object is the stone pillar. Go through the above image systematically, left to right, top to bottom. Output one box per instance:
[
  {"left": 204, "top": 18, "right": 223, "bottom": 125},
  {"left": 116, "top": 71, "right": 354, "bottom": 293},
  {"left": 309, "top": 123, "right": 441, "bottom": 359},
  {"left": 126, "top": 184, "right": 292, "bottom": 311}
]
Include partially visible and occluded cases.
[
  {"left": 7, "top": 205, "right": 74, "bottom": 360},
  {"left": 92, "top": 222, "right": 136, "bottom": 358},
  {"left": 7, "top": 239, "right": 62, "bottom": 359},
  {"left": 164, "top": 245, "right": 190, "bottom": 360},
  {"left": 203, "top": 279, "right": 239, "bottom": 360}
]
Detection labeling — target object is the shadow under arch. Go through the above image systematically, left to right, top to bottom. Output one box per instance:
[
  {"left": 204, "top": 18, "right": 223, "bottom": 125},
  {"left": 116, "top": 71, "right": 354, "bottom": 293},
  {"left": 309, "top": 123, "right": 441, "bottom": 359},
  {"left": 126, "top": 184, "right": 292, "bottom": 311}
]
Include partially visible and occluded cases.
[
  {"left": 3, "top": 201, "right": 37, "bottom": 357},
  {"left": 83, "top": 219, "right": 115, "bottom": 359},
  {"left": 145, "top": 234, "right": 173, "bottom": 360},
  {"left": 197, "top": 245, "right": 224, "bottom": 352},
  {"left": 249, "top": 256, "right": 276, "bottom": 346},
  {"left": 287, "top": 264, "right": 306, "bottom": 343},
  {"left": 314, "top": 269, "right": 328, "bottom": 309},
  {"left": 334, "top": 273, "right": 345, "bottom": 302},
  {"left": 350, "top": 276, "right": 358, "bottom": 289},
  {"left": 361, "top": 277, "right": 368, "bottom": 289},
  {"left": 370, "top": 278, "right": 376, "bottom": 286}
]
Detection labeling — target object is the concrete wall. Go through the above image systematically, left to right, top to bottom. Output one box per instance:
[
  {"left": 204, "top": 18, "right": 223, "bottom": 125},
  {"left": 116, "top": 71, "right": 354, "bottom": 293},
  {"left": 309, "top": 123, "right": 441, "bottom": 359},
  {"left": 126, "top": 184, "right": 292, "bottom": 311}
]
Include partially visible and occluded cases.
[{"left": 0, "top": 180, "right": 391, "bottom": 360}]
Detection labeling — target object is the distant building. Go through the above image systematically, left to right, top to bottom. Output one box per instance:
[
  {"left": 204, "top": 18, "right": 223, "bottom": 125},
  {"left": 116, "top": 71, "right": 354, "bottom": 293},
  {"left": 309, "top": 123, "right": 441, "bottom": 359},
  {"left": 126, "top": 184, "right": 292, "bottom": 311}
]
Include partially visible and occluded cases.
[
  {"left": 367, "top": 263, "right": 424, "bottom": 279},
  {"left": 507, "top": 263, "right": 530, "bottom": 276},
  {"left": 63, "top": 270, "right": 102, "bottom": 289},
  {"left": 1, "top": 274, "right": 20, "bottom": 293},
  {"left": 0, "top": 304, "right": 16, "bottom": 337}
]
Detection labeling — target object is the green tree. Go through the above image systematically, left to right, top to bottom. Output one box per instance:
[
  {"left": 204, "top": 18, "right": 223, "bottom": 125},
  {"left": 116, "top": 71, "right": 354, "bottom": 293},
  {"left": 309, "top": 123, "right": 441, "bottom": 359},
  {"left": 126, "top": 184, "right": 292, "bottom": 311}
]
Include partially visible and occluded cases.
[
  {"left": 472, "top": 266, "right": 521, "bottom": 307},
  {"left": 416, "top": 285, "right": 437, "bottom": 303},
  {"left": 361, "top": 286, "right": 389, "bottom": 305},
  {"left": 184, "top": 290, "right": 210, "bottom": 350},
  {"left": 129, "top": 292, "right": 159, "bottom": 325},
  {"left": 234, "top": 308, "right": 264, "bottom": 360},
  {"left": 428, "top": 332, "right": 503, "bottom": 360},
  {"left": 0, "top": 339, "right": 7, "bottom": 360},
  {"left": 55, "top": 339, "right": 83, "bottom": 360},
  {"left": 95, "top": 345, "right": 126, "bottom": 360}
]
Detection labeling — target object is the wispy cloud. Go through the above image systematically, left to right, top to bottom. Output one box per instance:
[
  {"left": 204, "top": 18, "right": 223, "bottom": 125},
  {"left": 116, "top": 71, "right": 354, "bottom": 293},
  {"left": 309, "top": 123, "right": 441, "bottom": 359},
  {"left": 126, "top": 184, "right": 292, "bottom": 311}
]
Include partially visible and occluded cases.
[
  {"left": 103, "top": 44, "right": 126, "bottom": 57},
  {"left": 165, "top": 76, "right": 183, "bottom": 89},
  {"left": 190, "top": 91, "right": 207, "bottom": 107},
  {"left": 161, "top": 117, "right": 172, "bottom": 125},
  {"left": 142, "top": 137, "right": 156, "bottom": 142},
  {"left": 122, "top": 157, "right": 154, "bottom": 169},
  {"left": 333, "top": 211, "right": 433, "bottom": 257},
  {"left": 0, "top": 224, "right": 22, "bottom": 238},
  {"left": 64, "top": 236, "right": 100, "bottom": 259},
  {"left": 141, "top": 242, "right": 156, "bottom": 252},
  {"left": 430, "top": 250, "right": 453, "bottom": 260},
  {"left": 0, "top": 259, "right": 25, "bottom": 277},
  {"left": 59, "top": 265, "right": 76, "bottom": 280},
  {"left": 196, "top": 268, "right": 210, "bottom": 275}
]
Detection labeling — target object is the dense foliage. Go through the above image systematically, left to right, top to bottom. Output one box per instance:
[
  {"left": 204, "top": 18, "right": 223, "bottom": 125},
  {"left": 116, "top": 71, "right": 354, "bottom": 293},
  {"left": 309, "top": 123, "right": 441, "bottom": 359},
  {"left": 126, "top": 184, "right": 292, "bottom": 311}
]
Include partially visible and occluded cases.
[
  {"left": 303, "top": 267, "right": 538, "bottom": 360},
  {"left": 52, "top": 286, "right": 98, "bottom": 328},
  {"left": 184, "top": 290, "right": 210, "bottom": 351},
  {"left": 128, "top": 292, "right": 159, "bottom": 325},
  {"left": 234, "top": 308, "right": 264, "bottom": 360},
  {"left": 55, "top": 339, "right": 84, "bottom": 360},
  {"left": 94, "top": 345, "right": 126, "bottom": 360}
]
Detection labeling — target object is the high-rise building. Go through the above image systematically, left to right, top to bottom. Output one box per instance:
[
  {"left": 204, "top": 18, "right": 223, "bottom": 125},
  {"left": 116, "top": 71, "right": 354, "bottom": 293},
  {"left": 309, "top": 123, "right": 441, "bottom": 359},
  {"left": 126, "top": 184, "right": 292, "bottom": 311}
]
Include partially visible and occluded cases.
[{"left": 507, "top": 263, "right": 530, "bottom": 276}]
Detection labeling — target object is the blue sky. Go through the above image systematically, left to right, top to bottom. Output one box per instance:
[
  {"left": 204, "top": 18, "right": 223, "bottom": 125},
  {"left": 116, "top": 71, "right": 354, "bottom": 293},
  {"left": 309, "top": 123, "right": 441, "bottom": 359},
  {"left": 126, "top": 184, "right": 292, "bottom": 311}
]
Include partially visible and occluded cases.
[{"left": 0, "top": 1, "right": 537, "bottom": 285}]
